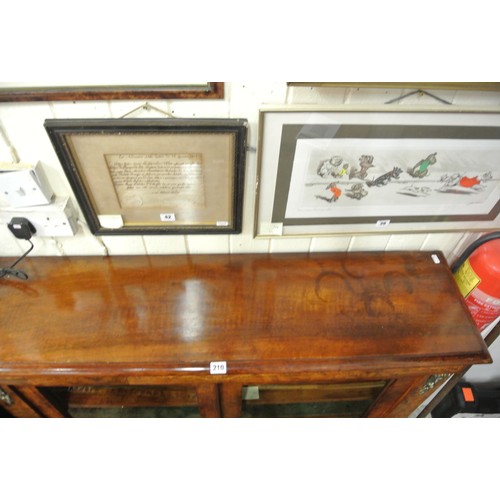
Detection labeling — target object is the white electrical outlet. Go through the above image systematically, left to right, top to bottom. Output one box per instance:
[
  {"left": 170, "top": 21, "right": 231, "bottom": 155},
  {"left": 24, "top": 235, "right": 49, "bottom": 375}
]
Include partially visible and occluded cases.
[
  {"left": 0, "top": 161, "right": 54, "bottom": 207},
  {"left": 0, "top": 196, "right": 78, "bottom": 237}
]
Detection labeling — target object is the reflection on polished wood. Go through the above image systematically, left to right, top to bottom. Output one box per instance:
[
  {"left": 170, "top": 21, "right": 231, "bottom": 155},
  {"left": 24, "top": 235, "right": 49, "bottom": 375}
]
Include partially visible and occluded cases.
[{"left": 0, "top": 252, "right": 491, "bottom": 417}]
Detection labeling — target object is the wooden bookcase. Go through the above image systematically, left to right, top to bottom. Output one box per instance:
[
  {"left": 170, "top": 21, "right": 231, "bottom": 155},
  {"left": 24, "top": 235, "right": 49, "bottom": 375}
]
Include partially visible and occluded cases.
[{"left": 0, "top": 252, "right": 491, "bottom": 418}]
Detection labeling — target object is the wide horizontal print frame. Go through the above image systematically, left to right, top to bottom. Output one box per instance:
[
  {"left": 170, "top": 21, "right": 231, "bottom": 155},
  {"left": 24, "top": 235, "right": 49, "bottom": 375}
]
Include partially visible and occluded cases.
[
  {"left": 255, "top": 106, "right": 500, "bottom": 237},
  {"left": 44, "top": 118, "right": 247, "bottom": 235}
]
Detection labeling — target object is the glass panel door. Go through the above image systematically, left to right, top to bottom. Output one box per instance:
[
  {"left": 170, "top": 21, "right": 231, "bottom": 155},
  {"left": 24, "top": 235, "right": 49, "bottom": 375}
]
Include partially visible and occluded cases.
[{"left": 242, "top": 381, "right": 387, "bottom": 418}]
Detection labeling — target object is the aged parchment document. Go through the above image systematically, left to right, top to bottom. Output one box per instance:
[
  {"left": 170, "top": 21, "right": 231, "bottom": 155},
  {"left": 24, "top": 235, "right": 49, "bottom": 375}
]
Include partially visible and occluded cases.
[{"left": 105, "top": 153, "right": 205, "bottom": 208}]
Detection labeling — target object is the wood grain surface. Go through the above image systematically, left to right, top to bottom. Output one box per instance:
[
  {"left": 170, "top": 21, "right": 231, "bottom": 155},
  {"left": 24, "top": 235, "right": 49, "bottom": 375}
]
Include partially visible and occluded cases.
[{"left": 0, "top": 252, "right": 490, "bottom": 380}]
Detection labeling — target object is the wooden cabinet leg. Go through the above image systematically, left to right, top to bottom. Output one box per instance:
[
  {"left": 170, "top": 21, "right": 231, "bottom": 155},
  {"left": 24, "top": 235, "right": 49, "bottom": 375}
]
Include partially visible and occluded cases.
[
  {"left": 220, "top": 383, "right": 243, "bottom": 418},
  {"left": 196, "top": 384, "right": 221, "bottom": 417}
]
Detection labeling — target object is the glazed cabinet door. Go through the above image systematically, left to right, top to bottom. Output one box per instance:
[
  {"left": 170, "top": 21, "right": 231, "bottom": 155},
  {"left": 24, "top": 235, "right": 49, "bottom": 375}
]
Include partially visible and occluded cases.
[
  {"left": 218, "top": 374, "right": 453, "bottom": 418},
  {"left": 239, "top": 381, "right": 387, "bottom": 418},
  {"left": 1, "top": 384, "right": 222, "bottom": 418}
]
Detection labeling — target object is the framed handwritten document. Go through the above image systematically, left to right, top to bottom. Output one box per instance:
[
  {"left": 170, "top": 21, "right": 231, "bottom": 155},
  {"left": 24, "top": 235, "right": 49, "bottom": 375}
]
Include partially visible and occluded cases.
[{"left": 44, "top": 118, "right": 247, "bottom": 235}]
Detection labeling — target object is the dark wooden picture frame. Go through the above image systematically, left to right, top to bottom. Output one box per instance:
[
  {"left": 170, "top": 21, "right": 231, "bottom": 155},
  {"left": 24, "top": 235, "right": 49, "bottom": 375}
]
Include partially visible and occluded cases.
[
  {"left": 0, "top": 83, "right": 224, "bottom": 102},
  {"left": 44, "top": 118, "right": 247, "bottom": 235}
]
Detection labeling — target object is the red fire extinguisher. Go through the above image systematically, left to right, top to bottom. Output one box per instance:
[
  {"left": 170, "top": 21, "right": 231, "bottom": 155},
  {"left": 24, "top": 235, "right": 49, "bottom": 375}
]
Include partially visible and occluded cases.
[{"left": 452, "top": 232, "right": 500, "bottom": 332}]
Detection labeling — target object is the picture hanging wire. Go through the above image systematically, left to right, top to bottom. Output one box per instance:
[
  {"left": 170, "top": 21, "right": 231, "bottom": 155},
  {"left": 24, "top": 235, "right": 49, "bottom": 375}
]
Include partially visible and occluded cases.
[
  {"left": 385, "top": 89, "right": 453, "bottom": 105},
  {"left": 119, "top": 102, "right": 175, "bottom": 119},
  {"left": 119, "top": 103, "right": 256, "bottom": 152}
]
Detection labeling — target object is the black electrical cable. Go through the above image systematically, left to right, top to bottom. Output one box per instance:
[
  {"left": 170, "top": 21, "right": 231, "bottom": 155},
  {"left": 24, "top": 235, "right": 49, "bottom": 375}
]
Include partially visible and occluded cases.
[{"left": 0, "top": 239, "right": 34, "bottom": 280}]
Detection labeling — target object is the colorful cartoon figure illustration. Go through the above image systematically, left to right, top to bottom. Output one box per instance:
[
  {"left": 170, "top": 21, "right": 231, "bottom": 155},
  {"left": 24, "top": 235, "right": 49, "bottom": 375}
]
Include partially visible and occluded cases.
[
  {"left": 408, "top": 153, "right": 437, "bottom": 178},
  {"left": 349, "top": 155, "right": 375, "bottom": 180},
  {"left": 317, "top": 156, "right": 345, "bottom": 178},
  {"left": 338, "top": 163, "right": 349, "bottom": 177},
  {"left": 366, "top": 167, "right": 403, "bottom": 187},
  {"left": 439, "top": 171, "right": 491, "bottom": 192},
  {"left": 440, "top": 173, "right": 461, "bottom": 187},
  {"left": 459, "top": 176, "right": 482, "bottom": 188},
  {"left": 316, "top": 182, "right": 342, "bottom": 203},
  {"left": 345, "top": 183, "right": 368, "bottom": 200}
]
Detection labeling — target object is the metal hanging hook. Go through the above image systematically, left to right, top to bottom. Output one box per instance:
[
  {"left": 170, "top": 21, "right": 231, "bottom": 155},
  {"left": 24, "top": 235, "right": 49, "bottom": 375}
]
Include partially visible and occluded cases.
[
  {"left": 385, "top": 89, "right": 453, "bottom": 105},
  {"left": 120, "top": 102, "right": 175, "bottom": 118}
]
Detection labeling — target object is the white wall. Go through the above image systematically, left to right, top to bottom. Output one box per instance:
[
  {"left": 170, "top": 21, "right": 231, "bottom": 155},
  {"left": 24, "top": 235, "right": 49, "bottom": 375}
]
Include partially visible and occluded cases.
[
  {"left": 1, "top": 82, "right": 499, "bottom": 383},
  {"left": 2, "top": 82, "right": 499, "bottom": 260}
]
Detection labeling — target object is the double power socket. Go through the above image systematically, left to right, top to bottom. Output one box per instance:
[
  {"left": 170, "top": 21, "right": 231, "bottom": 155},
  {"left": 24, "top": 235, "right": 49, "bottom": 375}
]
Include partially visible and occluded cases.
[{"left": 0, "top": 196, "right": 78, "bottom": 237}]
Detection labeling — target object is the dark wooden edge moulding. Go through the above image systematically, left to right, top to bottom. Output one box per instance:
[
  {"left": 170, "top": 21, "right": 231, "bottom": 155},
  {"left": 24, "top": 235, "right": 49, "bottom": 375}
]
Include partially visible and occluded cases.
[{"left": 0, "top": 82, "right": 224, "bottom": 102}]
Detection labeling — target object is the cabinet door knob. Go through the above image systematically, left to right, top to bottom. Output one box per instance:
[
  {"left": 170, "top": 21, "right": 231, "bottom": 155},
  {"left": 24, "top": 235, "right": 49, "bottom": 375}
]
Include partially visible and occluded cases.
[{"left": 0, "top": 388, "right": 13, "bottom": 406}]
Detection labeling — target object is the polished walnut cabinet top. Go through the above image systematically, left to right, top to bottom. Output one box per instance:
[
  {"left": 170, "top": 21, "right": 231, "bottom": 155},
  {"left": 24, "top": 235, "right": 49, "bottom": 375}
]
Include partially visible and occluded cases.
[{"left": 0, "top": 252, "right": 490, "bottom": 384}]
